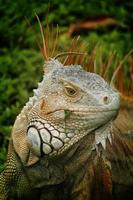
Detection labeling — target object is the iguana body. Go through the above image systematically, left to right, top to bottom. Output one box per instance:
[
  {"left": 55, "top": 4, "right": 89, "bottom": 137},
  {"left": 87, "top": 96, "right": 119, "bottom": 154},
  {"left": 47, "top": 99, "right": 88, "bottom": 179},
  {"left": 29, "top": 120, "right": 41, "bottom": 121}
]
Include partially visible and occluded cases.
[{"left": 0, "top": 58, "right": 133, "bottom": 200}]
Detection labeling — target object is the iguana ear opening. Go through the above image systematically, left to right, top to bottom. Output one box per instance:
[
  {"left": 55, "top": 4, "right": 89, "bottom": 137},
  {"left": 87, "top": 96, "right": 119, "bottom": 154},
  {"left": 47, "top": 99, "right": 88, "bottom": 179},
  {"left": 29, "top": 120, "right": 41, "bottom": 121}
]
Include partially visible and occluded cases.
[{"left": 43, "top": 58, "right": 63, "bottom": 74}]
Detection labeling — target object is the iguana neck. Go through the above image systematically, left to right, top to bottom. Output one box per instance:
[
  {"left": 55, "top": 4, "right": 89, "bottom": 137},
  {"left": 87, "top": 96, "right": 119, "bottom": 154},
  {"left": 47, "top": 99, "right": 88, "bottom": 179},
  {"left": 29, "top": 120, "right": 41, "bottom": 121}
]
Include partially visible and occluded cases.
[
  {"left": 12, "top": 105, "right": 113, "bottom": 189},
  {"left": 41, "top": 122, "right": 112, "bottom": 177}
]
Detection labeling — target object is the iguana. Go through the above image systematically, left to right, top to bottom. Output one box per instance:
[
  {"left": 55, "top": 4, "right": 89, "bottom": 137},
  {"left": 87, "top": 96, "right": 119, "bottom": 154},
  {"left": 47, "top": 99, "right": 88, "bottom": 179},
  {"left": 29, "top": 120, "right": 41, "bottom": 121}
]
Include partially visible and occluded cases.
[{"left": 0, "top": 21, "right": 133, "bottom": 200}]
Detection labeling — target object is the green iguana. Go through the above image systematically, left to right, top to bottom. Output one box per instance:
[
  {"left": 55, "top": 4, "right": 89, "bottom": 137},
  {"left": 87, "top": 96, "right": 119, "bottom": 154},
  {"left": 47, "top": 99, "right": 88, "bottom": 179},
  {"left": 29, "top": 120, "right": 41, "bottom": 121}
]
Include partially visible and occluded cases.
[{"left": 0, "top": 21, "right": 133, "bottom": 200}]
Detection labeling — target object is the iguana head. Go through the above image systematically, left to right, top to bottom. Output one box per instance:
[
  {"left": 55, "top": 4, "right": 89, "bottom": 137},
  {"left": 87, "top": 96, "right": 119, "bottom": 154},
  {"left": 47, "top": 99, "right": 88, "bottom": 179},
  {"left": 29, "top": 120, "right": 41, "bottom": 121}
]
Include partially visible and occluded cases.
[{"left": 26, "top": 58, "right": 120, "bottom": 157}]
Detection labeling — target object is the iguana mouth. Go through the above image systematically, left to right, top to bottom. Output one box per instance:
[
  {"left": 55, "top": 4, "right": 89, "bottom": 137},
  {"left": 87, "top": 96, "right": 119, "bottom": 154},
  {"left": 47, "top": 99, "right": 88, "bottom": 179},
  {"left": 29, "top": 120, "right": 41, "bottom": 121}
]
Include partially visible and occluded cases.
[
  {"left": 46, "top": 107, "right": 119, "bottom": 115},
  {"left": 72, "top": 109, "right": 118, "bottom": 113},
  {"left": 26, "top": 119, "right": 90, "bottom": 157}
]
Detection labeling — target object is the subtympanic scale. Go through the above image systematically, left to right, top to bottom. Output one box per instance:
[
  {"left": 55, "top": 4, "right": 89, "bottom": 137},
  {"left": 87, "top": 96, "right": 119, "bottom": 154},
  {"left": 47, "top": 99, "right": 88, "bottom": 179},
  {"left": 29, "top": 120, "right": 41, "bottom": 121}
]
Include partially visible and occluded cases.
[{"left": 27, "top": 119, "right": 74, "bottom": 156}]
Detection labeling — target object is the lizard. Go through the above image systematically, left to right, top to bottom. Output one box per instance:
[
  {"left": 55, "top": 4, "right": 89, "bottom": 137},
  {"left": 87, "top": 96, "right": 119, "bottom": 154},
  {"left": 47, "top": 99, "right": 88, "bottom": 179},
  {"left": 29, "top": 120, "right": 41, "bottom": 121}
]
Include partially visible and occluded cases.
[{"left": 0, "top": 20, "right": 133, "bottom": 200}]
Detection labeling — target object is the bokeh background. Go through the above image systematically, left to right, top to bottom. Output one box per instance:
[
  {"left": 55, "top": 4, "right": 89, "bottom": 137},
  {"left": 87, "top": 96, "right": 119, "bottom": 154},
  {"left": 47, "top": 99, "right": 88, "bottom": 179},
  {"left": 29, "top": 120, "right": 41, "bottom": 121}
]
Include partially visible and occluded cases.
[{"left": 0, "top": 0, "right": 133, "bottom": 171}]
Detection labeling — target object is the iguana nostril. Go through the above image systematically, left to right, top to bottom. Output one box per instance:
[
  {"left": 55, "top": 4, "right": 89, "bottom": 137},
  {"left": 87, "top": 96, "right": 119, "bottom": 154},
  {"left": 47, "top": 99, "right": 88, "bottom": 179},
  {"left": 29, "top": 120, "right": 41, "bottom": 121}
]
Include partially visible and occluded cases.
[{"left": 103, "top": 96, "right": 109, "bottom": 104}]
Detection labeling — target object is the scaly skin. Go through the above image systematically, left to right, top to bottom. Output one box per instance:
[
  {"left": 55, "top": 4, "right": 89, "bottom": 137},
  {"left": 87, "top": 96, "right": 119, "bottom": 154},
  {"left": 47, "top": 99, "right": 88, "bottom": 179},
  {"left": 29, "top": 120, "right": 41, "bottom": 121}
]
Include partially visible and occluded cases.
[{"left": 0, "top": 58, "right": 133, "bottom": 200}]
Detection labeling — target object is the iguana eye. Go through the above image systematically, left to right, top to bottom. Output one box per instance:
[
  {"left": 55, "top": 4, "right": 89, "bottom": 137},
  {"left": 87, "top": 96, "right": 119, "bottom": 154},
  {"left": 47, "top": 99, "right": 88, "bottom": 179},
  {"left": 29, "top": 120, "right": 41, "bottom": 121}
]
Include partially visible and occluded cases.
[{"left": 64, "top": 85, "right": 78, "bottom": 97}]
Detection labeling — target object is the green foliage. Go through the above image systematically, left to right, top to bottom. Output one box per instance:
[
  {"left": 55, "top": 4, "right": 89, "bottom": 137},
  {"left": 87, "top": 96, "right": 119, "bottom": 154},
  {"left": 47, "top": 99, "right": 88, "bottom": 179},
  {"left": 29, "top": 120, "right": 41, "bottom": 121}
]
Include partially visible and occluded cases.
[
  {"left": 0, "top": 0, "right": 133, "bottom": 170},
  {"left": 0, "top": 0, "right": 133, "bottom": 49},
  {"left": 85, "top": 30, "right": 133, "bottom": 55},
  {"left": 0, "top": 49, "right": 43, "bottom": 169}
]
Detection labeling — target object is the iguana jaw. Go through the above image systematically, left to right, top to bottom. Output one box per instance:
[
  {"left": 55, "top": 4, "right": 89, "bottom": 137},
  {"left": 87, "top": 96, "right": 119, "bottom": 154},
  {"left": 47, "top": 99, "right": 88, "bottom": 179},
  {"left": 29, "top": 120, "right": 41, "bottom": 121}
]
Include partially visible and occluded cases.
[
  {"left": 26, "top": 105, "right": 118, "bottom": 158},
  {"left": 27, "top": 118, "right": 94, "bottom": 157}
]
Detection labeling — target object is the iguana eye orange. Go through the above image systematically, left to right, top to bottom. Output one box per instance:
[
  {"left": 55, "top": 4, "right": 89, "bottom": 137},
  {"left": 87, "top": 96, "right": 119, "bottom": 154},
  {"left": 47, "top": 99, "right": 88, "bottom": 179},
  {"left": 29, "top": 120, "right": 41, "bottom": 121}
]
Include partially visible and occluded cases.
[{"left": 64, "top": 85, "right": 78, "bottom": 97}]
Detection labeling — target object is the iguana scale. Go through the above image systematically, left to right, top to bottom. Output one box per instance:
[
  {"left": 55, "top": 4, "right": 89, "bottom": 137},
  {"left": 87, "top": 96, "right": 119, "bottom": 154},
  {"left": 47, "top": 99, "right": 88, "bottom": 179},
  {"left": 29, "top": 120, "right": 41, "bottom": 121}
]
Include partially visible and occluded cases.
[{"left": 0, "top": 21, "right": 133, "bottom": 200}]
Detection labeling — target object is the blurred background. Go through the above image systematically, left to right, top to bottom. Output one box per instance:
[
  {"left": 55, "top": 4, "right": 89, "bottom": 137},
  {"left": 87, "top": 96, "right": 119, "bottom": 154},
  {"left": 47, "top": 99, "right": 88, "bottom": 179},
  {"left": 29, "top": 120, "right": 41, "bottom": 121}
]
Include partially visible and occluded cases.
[{"left": 0, "top": 0, "right": 133, "bottom": 170}]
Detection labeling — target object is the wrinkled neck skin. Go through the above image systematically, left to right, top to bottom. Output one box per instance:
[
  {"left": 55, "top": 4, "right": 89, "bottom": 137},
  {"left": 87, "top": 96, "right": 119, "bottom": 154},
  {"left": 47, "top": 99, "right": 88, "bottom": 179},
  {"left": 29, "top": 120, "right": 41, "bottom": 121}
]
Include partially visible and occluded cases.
[
  {"left": 12, "top": 101, "right": 113, "bottom": 188},
  {"left": 26, "top": 122, "right": 112, "bottom": 189}
]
